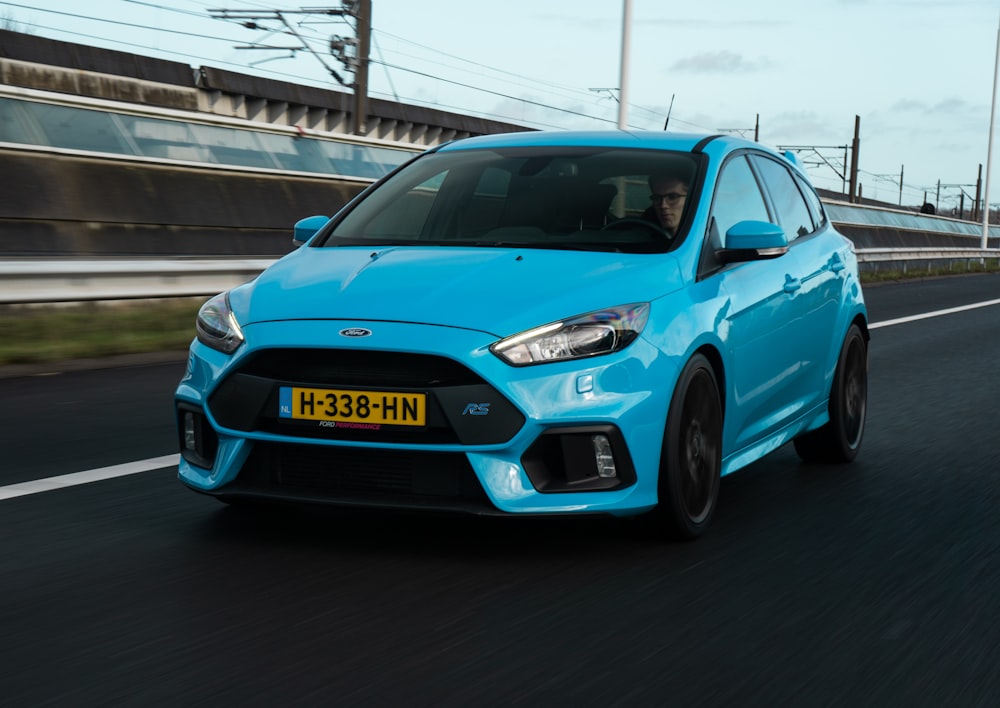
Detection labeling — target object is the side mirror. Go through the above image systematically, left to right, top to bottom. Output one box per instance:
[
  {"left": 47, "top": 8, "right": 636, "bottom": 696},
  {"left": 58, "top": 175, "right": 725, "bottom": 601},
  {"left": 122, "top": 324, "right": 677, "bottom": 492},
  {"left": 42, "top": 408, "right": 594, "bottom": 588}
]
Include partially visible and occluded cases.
[
  {"left": 293, "top": 215, "right": 331, "bottom": 246},
  {"left": 717, "top": 220, "right": 788, "bottom": 264}
]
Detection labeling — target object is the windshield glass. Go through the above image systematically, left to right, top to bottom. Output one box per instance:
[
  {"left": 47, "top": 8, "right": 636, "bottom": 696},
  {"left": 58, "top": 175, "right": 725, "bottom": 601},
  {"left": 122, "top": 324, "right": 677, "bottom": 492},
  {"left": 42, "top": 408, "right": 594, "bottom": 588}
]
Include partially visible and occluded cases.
[{"left": 321, "top": 146, "right": 701, "bottom": 253}]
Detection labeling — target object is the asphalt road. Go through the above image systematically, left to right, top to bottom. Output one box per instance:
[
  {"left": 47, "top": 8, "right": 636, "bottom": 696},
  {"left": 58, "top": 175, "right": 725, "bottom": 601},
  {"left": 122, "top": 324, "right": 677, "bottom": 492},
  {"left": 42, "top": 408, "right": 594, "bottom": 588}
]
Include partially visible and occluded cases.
[{"left": 1, "top": 274, "right": 999, "bottom": 707}]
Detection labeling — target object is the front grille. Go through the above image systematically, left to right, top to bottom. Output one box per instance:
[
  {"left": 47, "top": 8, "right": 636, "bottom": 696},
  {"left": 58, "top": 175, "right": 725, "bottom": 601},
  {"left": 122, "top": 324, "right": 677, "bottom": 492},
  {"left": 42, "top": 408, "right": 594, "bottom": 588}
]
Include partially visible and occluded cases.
[
  {"left": 207, "top": 348, "right": 526, "bottom": 445},
  {"left": 236, "top": 349, "right": 482, "bottom": 387},
  {"left": 226, "top": 441, "right": 494, "bottom": 511}
]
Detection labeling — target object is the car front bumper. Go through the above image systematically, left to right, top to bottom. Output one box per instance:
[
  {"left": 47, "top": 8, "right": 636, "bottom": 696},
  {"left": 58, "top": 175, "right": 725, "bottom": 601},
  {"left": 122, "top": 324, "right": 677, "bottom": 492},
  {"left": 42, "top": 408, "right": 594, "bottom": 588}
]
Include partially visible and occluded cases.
[{"left": 175, "top": 319, "right": 674, "bottom": 516}]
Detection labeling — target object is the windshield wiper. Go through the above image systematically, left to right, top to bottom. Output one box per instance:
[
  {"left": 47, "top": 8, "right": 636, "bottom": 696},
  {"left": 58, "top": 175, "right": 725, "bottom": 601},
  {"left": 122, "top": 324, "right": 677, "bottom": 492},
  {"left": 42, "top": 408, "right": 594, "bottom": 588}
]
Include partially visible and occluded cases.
[{"left": 469, "top": 241, "right": 550, "bottom": 249}]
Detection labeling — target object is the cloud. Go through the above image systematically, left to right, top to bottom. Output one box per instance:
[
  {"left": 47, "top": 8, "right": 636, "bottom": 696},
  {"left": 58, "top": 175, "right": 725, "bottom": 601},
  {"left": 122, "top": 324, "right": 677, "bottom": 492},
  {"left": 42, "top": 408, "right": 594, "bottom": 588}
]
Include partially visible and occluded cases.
[
  {"left": 533, "top": 13, "right": 783, "bottom": 31},
  {"left": 643, "top": 18, "right": 782, "bottom": 29},
  {"left": 669, "top": 51, "right": 770, "bottom": 73},
  {"left": 890, "top": 97, "right": 981, "bottom": 117},
  {"left": 926, "top": 98, "right": 973, "bottom": 114},
  {"left": 890, "top": 99, "right": 927, "bottom": 112},
  {"left": 765, "top": 111, "right": 840, "bottom": 142}
]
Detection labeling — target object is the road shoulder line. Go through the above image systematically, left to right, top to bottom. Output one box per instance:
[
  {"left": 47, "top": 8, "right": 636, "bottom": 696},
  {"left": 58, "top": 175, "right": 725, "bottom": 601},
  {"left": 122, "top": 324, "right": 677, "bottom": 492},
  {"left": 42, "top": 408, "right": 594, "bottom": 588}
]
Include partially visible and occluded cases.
[
  {"left": 870, "top": 297, "right": 1000, "bottom": 330},
  {"left": 0, "top": 454, "right": 179, "bottom": 501}
]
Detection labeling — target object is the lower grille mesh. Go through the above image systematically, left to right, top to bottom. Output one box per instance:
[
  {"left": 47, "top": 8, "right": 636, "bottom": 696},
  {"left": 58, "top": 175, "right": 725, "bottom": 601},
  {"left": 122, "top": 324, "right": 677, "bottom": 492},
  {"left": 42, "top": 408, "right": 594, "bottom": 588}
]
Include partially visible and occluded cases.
[{"left": 233, "top": 442, "right": 493, "bottom": 509}]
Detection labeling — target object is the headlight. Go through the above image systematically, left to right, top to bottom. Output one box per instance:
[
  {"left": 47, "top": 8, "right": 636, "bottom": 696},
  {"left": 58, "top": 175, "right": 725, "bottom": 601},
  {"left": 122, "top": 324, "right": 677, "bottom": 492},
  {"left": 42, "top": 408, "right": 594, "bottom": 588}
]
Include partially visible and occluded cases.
[
  {"left": 195, "top": 292, "right": 244, "bottom": 354},
  {"left": 491, "top": 303, "right": 649, "bottom": 366}
]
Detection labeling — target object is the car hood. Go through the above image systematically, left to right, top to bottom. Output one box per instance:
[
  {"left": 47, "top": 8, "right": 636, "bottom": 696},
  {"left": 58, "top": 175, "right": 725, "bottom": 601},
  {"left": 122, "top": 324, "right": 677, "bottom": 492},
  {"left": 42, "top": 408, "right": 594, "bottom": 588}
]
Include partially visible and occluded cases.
[{"left": 235, "top": 246, "right": 684, "bottom": 337}]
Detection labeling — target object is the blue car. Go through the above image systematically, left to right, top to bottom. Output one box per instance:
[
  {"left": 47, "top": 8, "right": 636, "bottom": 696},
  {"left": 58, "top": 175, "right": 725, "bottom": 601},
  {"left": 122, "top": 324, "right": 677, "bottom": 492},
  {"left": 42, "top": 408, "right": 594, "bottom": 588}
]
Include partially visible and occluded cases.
[{"left": 175, "top": 130, "right": 868, "bottom": 539}]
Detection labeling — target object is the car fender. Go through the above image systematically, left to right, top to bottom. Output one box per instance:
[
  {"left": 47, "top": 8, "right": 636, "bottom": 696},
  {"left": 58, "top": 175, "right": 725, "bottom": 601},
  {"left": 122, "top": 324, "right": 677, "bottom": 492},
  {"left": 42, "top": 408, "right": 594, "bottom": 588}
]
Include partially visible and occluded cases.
[
  {"left": 819, "top": 251, "right": 868, "bottom": 398},
  {"left": 644, "top": 280, "right": 731, "bottom": 424}
]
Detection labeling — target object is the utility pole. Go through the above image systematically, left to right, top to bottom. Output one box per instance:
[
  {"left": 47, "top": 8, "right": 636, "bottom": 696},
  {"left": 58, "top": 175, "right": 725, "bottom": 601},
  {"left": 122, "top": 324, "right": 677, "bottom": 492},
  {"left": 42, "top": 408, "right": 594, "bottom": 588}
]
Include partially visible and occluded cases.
[
  {"left": 352, "top": 0, "right": 371, "bottom": 136},
  {"left": 618, "top": 0, "right": 632, "bottom": 130},
  {"left": 211, "top": 3, "right": 370, "bottom": 135},
  {"left": 985, "top": 9, "right": 1000, "bottom": 247},
  {"left": 663, "top": 93, "right": 675, "bottom": 131},
  {"left": 754, "top": 113, "right": 760, "bottom": 142},
  {"left": 848, "top": 115, "right": 861, "bottom": 204},
  {"left": 844, "top": 146, "right": 849, "bottom": 193},
  {"left": 899, "top": 164, "right": 904, "bottom": 206},
  {"left": 975, "top": 164, "right": 983, "bottom": 221},
  {"left": 940, "top": 183, "right": 978, "bottom": 219}
]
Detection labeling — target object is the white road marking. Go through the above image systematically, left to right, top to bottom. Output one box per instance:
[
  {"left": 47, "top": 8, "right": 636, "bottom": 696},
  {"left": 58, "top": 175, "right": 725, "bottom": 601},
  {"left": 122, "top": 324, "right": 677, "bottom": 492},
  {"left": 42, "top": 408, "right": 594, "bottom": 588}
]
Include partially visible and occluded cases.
[
  {"left": 3, "top": 296, "right": 999, "bottom": 501},
  {"left": 870, "top": 297, "right": 1000, "bottom": 330},
  {"left": 0, "top": 454, "right": 179, "bottom": 501}
]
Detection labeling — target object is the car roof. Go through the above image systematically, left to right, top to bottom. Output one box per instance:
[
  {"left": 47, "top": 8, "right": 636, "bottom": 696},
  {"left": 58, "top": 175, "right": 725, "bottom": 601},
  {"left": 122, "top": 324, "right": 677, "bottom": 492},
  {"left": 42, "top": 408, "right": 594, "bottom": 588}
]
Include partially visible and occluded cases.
[
  {"left": 431, "top": 130, "right": 812, "bottom": 182},
  {"left": 435, "top": 130, "right": 757, "bottom": 154}
]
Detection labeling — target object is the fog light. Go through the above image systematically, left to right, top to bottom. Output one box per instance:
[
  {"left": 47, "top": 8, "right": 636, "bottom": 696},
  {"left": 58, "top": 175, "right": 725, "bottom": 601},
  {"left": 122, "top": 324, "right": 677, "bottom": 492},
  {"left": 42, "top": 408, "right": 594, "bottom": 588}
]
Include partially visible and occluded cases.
[
  {"left": 177, "top": 404, "right": 218, "bottom": 470},
  {"left": 184, "top": 412, "right": 197, "bottom": 451},
  {"left": 521, "top": 426, "right": 635, "bottom": 492},
  {"left": 592, "top": 434, "right": 617, "bottom": 478}
]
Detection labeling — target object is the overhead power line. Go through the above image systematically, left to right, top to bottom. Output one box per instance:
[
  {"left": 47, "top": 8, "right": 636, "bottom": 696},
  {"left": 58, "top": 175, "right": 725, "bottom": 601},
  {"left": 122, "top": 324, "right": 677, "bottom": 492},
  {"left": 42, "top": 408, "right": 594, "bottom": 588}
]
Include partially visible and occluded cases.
[
  {"left": 122, "top": 0, "right": 209, "bottom": 20},
  {"left": 1, "top": 1, "right": 243, "bottom": 42},
  {"left": 3, "top": 1, "right": 680, "bottom": 131},
  {"left": 210, "top": 3, "right": 371, "bottom": 134},
  {"left": 210, "top": 6, "right": 357, "bottom": 87},
  {"left": 371, "top": 59, "right": 619, "bottom": 126}
]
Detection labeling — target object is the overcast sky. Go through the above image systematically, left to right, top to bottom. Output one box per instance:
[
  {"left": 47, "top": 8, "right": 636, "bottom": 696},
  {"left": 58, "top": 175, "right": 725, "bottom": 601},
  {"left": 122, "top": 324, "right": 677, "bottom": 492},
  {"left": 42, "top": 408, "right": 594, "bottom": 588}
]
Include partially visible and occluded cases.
[{"left": 3, "top": 0, "right": 999, "bottom": 211}]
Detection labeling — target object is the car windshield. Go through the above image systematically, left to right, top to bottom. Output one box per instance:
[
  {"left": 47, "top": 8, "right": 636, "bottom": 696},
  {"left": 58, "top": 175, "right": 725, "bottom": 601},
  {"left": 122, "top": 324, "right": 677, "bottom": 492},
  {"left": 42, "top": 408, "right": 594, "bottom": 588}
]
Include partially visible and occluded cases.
[{"left": 321, "top": 146, "right": 701, "bottom": 254}]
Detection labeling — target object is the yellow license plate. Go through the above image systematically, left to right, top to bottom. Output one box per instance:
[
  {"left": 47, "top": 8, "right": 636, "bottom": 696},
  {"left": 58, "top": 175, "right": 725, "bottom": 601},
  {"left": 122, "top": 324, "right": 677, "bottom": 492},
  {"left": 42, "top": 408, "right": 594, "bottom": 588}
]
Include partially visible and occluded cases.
[{"left": 279, "top": 386, "right": 426, "bottom": 427}]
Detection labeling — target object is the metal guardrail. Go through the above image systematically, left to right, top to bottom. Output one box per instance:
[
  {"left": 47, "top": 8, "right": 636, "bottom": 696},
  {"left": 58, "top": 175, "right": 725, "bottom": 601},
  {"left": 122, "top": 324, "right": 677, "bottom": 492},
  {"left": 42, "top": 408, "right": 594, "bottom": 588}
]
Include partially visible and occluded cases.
[
  {"left": 857, "top": 248, "right": 1000, "bottom": 274},
  {"left": 2, "top": 250, "right": 999, "bottom": 305},
  {"left": 0, "top": 258, "right": 275, "bottom": 305}
]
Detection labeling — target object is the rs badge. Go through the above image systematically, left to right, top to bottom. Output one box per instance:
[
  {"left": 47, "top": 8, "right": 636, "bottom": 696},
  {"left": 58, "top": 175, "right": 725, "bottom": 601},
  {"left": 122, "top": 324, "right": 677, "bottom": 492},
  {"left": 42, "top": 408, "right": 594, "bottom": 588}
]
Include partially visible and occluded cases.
[{"left": 461, "top": 403, "right": 490, "bottom": 416}]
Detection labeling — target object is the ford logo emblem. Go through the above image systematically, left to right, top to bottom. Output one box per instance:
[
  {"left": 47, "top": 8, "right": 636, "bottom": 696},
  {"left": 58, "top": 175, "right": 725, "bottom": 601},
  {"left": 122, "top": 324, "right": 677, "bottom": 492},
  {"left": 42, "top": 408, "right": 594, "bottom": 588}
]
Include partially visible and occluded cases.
[{"left": 339, "top": 327, "right": 372, "bottom": 338}]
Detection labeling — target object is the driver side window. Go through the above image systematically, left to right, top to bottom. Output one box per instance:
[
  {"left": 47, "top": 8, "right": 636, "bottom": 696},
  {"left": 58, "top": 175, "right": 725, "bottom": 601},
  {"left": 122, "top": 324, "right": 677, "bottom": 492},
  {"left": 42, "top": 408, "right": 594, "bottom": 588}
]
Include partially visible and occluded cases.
[
  {"left": 699, "top": 155, "right": 771, "bottom": 279},
  {"left": 750, "top": 155, "right": 816, "bottom": 241},
  {"left": 711, "top": 156, "right": 771, "bottom": 243}
]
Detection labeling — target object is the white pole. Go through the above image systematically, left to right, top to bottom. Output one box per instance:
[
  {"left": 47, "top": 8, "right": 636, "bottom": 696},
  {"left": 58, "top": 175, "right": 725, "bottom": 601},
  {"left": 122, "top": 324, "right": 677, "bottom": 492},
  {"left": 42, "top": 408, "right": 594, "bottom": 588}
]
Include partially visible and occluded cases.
[
  {"left": 618, "top": 0, "right": 632, "bottom": 130},
  {"left": 982, "top": 11, "right": 1000, "bottom": 249}
]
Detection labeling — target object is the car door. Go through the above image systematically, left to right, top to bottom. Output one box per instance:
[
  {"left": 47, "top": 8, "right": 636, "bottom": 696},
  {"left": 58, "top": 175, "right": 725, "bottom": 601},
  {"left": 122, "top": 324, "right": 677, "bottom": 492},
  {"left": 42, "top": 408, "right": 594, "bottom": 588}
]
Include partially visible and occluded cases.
[
  {"left": 705, "top": 154, "right": 814, "bottom": 452},
  {"left": 749, "top": 154, "right": 844, "bottom": 416}
]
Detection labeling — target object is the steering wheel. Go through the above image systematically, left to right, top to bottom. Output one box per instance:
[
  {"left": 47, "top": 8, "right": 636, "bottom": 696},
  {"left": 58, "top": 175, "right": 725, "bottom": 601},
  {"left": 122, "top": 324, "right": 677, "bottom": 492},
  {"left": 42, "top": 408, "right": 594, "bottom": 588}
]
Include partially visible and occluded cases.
[{"left": 601, "top": 218, "right": 671, "bottom": 240}]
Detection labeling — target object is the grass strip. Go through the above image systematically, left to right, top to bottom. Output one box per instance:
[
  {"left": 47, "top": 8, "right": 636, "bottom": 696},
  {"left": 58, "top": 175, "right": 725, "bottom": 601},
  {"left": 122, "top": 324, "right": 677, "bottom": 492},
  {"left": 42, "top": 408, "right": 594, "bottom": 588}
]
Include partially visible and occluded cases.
[{"left": 0, "top": 299, "right": 201, "bottom": 366}]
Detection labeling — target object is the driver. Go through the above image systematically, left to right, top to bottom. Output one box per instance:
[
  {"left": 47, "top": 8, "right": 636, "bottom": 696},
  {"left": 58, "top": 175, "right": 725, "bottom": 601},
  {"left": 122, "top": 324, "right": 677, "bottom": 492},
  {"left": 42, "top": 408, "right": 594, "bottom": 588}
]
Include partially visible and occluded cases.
[{"left": 642, "top": 174, "right": 689, "bottom": 236}]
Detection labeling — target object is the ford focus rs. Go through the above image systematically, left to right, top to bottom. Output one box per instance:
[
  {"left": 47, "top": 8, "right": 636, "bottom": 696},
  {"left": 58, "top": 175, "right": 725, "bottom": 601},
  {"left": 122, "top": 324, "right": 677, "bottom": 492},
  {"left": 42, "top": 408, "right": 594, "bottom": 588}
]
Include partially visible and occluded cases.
[{"left": 175, "top": 130, "right": 868, "bottom": 539}]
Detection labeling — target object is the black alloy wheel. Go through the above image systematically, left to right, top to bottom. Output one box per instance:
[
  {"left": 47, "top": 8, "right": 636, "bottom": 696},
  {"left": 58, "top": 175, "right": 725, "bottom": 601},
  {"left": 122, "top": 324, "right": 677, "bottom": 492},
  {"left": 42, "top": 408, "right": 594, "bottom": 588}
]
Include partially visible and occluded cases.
[
  {"left": 793, "top": 323, "right": 868, "bottom": 463},
  {"left": 656, "top": 353, "right": 722, "bottom": 540}
]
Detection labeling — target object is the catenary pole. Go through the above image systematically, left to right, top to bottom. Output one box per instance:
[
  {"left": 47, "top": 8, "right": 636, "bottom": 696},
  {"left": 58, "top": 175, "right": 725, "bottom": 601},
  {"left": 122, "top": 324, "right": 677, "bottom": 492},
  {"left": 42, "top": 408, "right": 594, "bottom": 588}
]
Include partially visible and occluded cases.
[
  {"left": 353, "top": 0, "right": 371, "bottom": 137},
  {"left": 618, "top": 0, "right": 632, "bottom": 130},
  {"left": 983, "top": 10, "right": 1000, "bottom": 248}
]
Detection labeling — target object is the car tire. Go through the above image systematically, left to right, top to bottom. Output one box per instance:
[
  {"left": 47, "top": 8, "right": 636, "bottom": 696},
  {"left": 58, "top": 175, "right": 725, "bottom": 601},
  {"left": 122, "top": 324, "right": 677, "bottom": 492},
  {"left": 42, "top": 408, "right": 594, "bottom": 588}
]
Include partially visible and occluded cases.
[
  {"left": 793, "top": 323, "right": 867, "bottom": 463},
  {"left": 654, "top": 353, "right": 723, "bottom": 540}
]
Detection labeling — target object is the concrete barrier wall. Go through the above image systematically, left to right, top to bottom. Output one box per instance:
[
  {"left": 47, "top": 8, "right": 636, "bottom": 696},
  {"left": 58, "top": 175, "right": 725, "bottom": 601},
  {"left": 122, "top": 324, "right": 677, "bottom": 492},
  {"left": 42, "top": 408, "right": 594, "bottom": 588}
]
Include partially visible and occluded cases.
[
  {"left": 0, "top": 29, "right": 195, "bottom": 86},
  {"left": 0, "top": 29, "right": 527, "bottom": 142},
  {"left": 0, "top": 149, "right": 364, "bottom": 256},
  {"left": 834, "top": 224, "right": 996, "bottom": 250}
]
